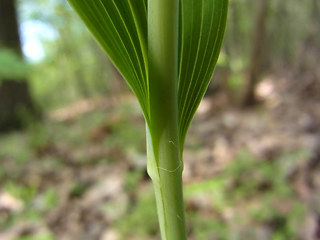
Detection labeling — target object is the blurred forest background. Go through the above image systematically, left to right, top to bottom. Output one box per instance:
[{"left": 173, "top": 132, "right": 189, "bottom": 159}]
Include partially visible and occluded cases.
[{"left": 0, "top": 0, "right": 320, "bottom": 239}]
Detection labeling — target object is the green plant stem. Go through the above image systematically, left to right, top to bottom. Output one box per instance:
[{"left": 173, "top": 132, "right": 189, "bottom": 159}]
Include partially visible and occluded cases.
[
  {"left": 147, "top": 0, "right": 187, "bottom": 239},
  {"left": 146, "top": 125, "right": 186, "bottom": 240}
]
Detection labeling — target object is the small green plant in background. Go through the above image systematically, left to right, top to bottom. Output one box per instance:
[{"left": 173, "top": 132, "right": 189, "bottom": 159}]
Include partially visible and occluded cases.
[
  {"left": 66, "top": 0, "right": 228, "bottom": 239},
  {"left": 13, "top": 233, "right": 54, "bottom": 240}
]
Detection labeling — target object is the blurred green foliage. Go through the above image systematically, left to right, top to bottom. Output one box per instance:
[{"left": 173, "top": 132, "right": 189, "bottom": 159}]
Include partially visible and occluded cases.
[
  {"left": 18, "top": 0, "right": 113, "bottom": 110},
  {"left": 216, "top": 0, "right": 318, "bottom": 98},
  {"left": 0, "top": 49, "right": 29, "bottom": 83},
  {"left": 184, "top": 150, "right": 308, "bottom": 240},
  {"left": 3, "top": 182, "right": 37, "bottom": 204},
  {"left": 114, "top": 186, "right": 158, "bottom": 239},
  {"left": 14, "top": 233, "right": 54, "bottom": 240}
]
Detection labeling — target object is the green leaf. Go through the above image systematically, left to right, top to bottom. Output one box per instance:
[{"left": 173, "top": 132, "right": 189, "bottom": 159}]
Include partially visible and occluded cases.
[
  {"left": 67, "top": 0, "right": 149, "bottom": 121},
  {"left": 178, "top": 0, "right": 228, "bottom": 148}
]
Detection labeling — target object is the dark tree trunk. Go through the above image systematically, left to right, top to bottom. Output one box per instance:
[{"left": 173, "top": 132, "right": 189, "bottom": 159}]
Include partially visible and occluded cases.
[
  {"left": 0, "top": 0, "right": 36, "bottom": 131},
  {"left": 241, "top": 0, "right": 269, "bottom": 107}
]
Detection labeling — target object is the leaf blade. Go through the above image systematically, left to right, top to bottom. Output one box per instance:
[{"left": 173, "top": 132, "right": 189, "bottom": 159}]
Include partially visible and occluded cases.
[
  {"left": 67, "top": 0, "right": 149, "bottom": 121},
  {"left": 178, "top": 0, "right": 229, "bottom": 148}
]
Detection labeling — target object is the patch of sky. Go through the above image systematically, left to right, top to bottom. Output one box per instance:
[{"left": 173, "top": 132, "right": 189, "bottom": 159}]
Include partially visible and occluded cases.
[{"left": 20, "top": 20, "right": 58, "bottom": 62}]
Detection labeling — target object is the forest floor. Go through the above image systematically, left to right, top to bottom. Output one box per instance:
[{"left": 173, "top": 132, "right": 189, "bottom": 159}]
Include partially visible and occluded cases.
[{"left": 0, "top": 75, "right": 320, "bottom": 240}]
